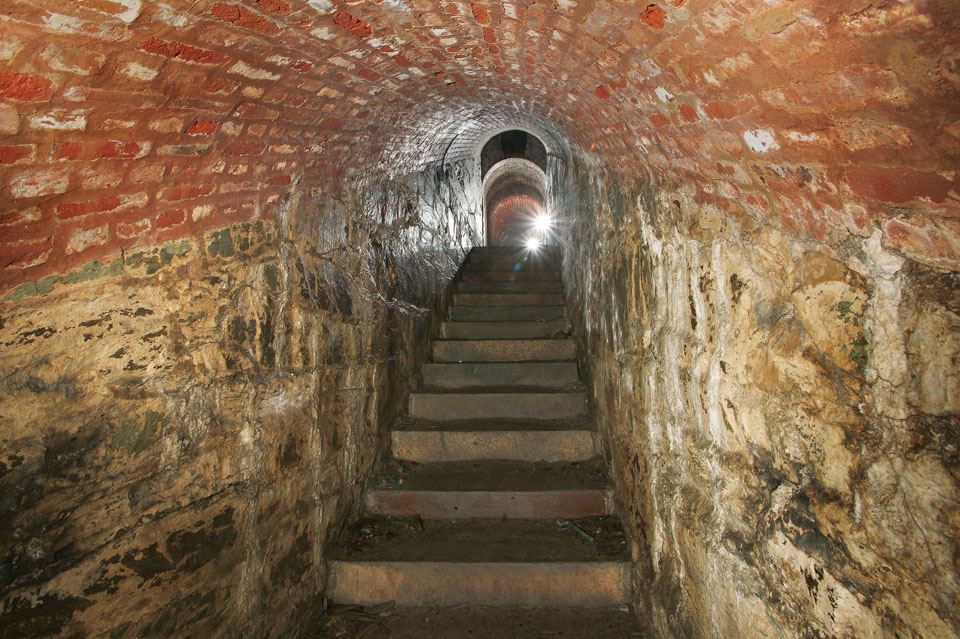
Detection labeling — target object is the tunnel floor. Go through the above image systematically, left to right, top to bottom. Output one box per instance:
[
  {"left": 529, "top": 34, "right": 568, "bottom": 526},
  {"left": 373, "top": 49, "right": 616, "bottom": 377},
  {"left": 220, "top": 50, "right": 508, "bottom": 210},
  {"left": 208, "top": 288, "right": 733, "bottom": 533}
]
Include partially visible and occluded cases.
[{"left": 319, "top": 246, "right": 642, "bottom": 636}]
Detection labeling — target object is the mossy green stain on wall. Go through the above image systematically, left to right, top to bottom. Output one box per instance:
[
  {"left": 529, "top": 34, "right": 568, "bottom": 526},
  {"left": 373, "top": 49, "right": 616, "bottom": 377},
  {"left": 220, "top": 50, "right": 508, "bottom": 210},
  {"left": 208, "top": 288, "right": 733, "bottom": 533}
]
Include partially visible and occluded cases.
[
  {"left": 208, "top": 229, "right": 234, "bottom": 258},
  {"left": 4, "top": 240, "right": 195, "bottom": 302},
  {"left": 111, "top": 411, "right": 166, "bottom": 455}
]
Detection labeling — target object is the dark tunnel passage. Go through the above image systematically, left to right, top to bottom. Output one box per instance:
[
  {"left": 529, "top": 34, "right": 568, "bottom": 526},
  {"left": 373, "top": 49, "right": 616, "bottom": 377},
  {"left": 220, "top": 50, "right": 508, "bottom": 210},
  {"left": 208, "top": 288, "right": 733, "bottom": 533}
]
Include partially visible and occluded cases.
[{"left": 0, "top": 2, "right": 958, "bottom": 638}]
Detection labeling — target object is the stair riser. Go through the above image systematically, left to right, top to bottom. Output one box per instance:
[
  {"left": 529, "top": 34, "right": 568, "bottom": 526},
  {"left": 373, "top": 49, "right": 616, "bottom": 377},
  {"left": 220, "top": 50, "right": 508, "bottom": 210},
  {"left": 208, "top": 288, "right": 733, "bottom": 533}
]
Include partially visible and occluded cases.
[
  {"left": 467, "top": 255, "right": 560, "bottom": 267},
  {"left": 461, "top": 272, "right": 560, "bottom": 283},
  {"left": 456, "top": 282, "right": 563, "bottom": 294},
  {"left": 454, "top": 293, "right": 565, "bottom": 306},
  {"left": 450, "top": 306, "right": 566, "bottom": 321},
  {"left": 439, "top": 321, "right": 570, "bottom": 340},
  {"left": 433, "top": 340, "right": 575, "bottom": 363},
  {"left": 421, "top": 362, "right": 579, "bottom": 390},
  {"left": 409, "top": 393, "right": 586, "bottom": 421},
  {"left": 392, "top": 431, "right": 598, "bottom": 463},
  {"left": 364, "top": 490, "right": 611, "bottom": 519},
  {"left": 327, "top": 562, "right": 630, "bottom": 606}
]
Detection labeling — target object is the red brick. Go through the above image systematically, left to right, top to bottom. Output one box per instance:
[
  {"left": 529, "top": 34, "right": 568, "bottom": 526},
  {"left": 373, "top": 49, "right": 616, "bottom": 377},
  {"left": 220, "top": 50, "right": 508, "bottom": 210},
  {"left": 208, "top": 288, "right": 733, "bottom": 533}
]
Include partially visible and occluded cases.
[
  {"left": 255, "top": 0, "right": 292, "bottom": 15},
  {"left": 211, "top": 3, "right": 279, "bottom": 35},
  {"left": 472, "top": 4, "right": 490, "bottom": 24},
  {"left": 641, "top": 4, "right": 667, "bottom": 30},
  {"left": 334, "top": 12, "right": 373, "bottom": 38},
  {"left": 138, "top": 38, "right": 230, "bottom": 65},
  {"left": 0, "top": 71, "right": 55, "bottom": 102},
  {"left": 704, "top": 101, "right": 738, "bottom": 120},
  {"left": 650, "top": 113, "right": 671, "bottom": 127},
  {"left": 187, "top": 120, "right": 219, "bottom": 136},
  {"left": 55, "top": 140, "right": 151, "bottom": 162},
  {"left": 224, "top": 140, "right": 266, "bottom": 157},
  {"left": 0, "top": 144, "right": 34, "bottom": 165},
  {"left": 846, "top": 167, "right": 954, "bottom": 204},
  {"left": 160, "top": 184, "right": 216, "bottom": 202},
  {"left": 57, "top": 196, "right": 123, "bottom": 220},
  {"left": 156, "top": 209, "right": 186, "bottom": 229},
  {"left": 117, "top": 218, "right": 151, "bottom": 239},
  {"left": 3, "top": 240, "right": 52, "bottom": 269}
]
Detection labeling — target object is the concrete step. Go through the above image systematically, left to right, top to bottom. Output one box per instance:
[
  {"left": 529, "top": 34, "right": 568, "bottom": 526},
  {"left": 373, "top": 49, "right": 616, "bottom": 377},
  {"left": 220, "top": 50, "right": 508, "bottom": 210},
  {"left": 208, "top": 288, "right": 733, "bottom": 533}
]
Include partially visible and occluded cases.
[
  {"left": 456, "top": 281, "right": 563, "bottom": 294},
  {"left": 453, "top": 292, "right": 565, "bottom": 306},
  {"left": 449, "top": 305, "right": 566, "bottom": 322},
  {"left": 440, "top": 320, "right": 570, "bottom": 340},
  {"left": 433, "top": 339, "right": 575, "bottom": 362},
  {"left": 421, "top": 362, "right": 579, "bottom": 390},
  {"left": 409, "top": 392, "right": 586, "bottom": 421},
  {"left": 392, "top": 420, "right": 598, "bottom": 462},
  {"left": 365, "top": 460, "right": 611, "bottom": 519},
  {"left": 327, "top": 517, "right": 631, "bottom": 606}
]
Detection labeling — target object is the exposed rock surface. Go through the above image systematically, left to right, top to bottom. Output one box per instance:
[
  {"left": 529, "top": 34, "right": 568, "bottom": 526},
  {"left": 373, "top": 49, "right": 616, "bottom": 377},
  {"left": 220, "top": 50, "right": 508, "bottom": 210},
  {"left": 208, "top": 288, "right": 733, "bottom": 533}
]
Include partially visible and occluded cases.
[
  {"left": 557, "top": 158, "right": 959, "bottom": 638},
  {"left": 0, "top": 167, "right": 480, "bottom": 638}
]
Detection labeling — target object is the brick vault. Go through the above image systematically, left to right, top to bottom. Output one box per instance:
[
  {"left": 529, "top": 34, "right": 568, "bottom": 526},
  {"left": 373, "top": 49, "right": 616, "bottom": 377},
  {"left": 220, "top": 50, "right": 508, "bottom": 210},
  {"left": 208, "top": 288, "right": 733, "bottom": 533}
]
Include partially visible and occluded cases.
[{"left": 0, "top": 1, "right": 958, "bottom": 638}]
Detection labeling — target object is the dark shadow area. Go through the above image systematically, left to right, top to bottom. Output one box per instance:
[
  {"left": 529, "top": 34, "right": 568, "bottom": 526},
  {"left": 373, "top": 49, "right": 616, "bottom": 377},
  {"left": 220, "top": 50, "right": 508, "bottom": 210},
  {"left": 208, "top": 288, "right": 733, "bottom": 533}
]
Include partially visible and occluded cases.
[{"left": 481, "top": 130, "right": 548, "bottom": 178}]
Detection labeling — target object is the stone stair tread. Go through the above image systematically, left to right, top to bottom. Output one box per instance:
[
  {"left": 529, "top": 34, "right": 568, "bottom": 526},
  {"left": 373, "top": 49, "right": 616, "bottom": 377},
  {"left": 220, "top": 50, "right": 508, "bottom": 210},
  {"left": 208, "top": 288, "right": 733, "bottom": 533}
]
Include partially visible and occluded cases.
[
  {"left": 456, "top": 281, "right": 564, "bottom": 293},
  {"left": 453, "top": 293, "right": 565, "bottom": 306},
  {"left": 449, "top": 306, "right": 566, "bottom": 321},
  {"left": 439, "top": 320, "right": 571, "bottom": 340},
  {"left": 433, "top": 338, "right": 575, "bottom": 362},
  {"left": 409, "top": 391, "right": 586, "bottom": 421},
  {"left": 395, "top": 417, "right": 594, "bottom": 432},
  {"left": 371, "top": 459, "right": 608, "bottom": 492},
  {"left": 329, "top": 516, "right": 629, "bottom": 563},
  {"left": 317, "top": 605, "right": 643, "bottom": 639}
]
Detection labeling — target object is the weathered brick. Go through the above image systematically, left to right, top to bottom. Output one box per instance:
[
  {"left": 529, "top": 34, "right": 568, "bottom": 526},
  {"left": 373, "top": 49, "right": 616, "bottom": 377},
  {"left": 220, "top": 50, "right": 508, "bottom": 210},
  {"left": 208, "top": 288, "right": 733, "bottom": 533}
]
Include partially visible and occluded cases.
[
  {"left": 211, "top": 3, "right": 279, "bottom": 35},
  {"left": 334, "top": 12, "right": 373, "bottom": 38},
  {"left": 138, "top": 38, "right": 230, "bottom": 65},
  {"left": 39, "top": 44, "right": 106, "bottom": 76},
  {"left": 0, "top": 71, "right": 55, "bottom": 102},
  {"left": 0, "top": 103, "right": 19, "bottom": 134},
  {"left": 28, "top": 110, "right": 88, "bottom": 131},
  {"left": 187, "top": 120, "right": 219, "bottom": 136},
  {"left": 0, "top": 144, "right": 35, "bottom": 165},
  {"left": 846, "top": 167, "right": 954, "bottom": 204},
  {"left": 9, "top": 168, "right": 70, "bottom": 199},
  {"left": 160, "top": 184, "right": 216, "bottom": 202},
  {"left": 57, "top": 196, "right": 123, "bottom": 220},
  {"left": 156, "top": 209, "right": 187, "bottom": 228},
  {"left": 116, "top": 217, "right": 151, "bottom": 239},
  {"left": 64, "top": 223, "right": 109, "bottom": 255}
]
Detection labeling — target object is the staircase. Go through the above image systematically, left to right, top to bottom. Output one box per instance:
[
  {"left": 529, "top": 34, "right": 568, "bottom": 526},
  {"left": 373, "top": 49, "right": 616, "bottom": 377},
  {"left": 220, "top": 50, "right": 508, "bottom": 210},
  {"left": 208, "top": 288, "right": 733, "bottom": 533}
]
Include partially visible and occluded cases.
[{"left": 324, "top": 246, "right": 636, "bottom": 632}]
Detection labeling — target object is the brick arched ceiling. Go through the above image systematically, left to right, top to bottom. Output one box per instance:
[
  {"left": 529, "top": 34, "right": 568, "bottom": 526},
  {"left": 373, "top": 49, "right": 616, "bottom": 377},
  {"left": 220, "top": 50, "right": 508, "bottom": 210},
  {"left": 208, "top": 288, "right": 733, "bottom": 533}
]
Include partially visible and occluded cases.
[{"left": 2, "top": 0, "right": 959, "bottom": 292}]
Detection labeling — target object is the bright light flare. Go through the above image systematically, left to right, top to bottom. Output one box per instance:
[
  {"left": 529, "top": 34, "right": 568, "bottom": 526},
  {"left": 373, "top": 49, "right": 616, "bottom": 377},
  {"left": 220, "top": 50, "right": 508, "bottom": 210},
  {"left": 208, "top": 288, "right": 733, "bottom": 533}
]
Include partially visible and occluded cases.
[
  {"left": 532, "top": 214, "right": 553, "bottom": 233},
  {"left": 525, "top": 237, "right": 541, "bottom": 252}
]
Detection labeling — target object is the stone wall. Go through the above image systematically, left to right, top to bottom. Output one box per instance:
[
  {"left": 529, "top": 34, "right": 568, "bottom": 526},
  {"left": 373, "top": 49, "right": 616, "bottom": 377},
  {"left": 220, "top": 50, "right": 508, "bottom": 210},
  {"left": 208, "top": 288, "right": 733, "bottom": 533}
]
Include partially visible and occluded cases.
[
  {"left": 557, "top": 157, "right": 959, "bottom": 638},
  {"left": 0, "top": 163, "right": 480, "bottom": 638}
]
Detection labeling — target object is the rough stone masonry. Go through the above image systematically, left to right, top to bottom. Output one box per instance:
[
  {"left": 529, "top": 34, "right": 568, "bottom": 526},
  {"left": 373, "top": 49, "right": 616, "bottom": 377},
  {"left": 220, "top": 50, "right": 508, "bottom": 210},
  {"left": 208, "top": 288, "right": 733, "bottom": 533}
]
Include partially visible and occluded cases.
[{"left": 0, "top": 0, "right": 958, "bottom": 638}]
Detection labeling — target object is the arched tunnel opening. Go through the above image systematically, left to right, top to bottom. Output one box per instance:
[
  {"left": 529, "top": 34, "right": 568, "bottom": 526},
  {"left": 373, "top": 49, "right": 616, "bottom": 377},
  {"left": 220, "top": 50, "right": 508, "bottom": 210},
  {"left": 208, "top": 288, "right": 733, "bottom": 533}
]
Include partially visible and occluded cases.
[
  {"left": 0, "top": 3, "right": 957, "bottom": 638},
  {"left": 483, "top": 157, "right": 549, "bottom": 247}
]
